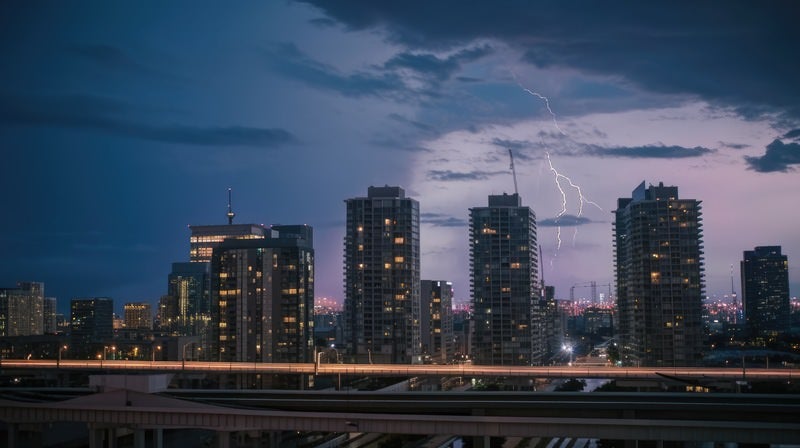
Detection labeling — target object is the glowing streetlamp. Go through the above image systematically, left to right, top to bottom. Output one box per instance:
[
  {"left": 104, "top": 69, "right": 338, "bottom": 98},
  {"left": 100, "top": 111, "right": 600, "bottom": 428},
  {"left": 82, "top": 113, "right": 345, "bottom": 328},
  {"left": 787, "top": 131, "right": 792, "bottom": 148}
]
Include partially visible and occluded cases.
[
  {"left": 561, "top": 343, "right": 574, "bottom": 366},
  {"left": 151, "top": 344, "right": 162, "bottom": 362},
  {"left": 57, "top": 345, "right": 68, "bottom": 368}
]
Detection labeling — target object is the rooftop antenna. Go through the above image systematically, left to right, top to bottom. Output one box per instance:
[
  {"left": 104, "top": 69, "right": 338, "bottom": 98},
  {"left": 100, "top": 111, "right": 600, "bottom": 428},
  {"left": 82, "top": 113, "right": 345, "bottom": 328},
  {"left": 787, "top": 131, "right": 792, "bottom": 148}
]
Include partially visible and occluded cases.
[
  {"left": 508, "top": 148, "right": 519, "bottom": 195},
  {"left": 227, "top": 188, "right": 235, "bottom": 225},
  {"left": 730, "top": 263, "right": 739, "bottom": 324}
]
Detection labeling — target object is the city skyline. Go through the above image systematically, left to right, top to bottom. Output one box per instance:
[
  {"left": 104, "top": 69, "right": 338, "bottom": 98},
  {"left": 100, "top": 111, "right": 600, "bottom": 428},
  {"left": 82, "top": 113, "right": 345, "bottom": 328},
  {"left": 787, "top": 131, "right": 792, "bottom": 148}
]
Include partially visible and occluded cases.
[{"left": 2, "top": 2, "right": 799, "bottom": 314}]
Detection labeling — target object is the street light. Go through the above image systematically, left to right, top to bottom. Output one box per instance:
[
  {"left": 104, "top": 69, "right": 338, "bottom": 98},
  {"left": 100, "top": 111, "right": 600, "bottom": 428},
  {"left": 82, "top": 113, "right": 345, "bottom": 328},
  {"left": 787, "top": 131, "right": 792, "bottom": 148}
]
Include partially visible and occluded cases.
[
  {"left": 562, "top": 343, "right": 574, "bottom": 366},
  {"left": 151, "top": 344, "right": 162, "bottom": 362},
  {"left": 57, "top": 345, "right": 68, "bottom": 368},
  {"left": 103, "top": 345, "right": 116, "bottom": 361}
]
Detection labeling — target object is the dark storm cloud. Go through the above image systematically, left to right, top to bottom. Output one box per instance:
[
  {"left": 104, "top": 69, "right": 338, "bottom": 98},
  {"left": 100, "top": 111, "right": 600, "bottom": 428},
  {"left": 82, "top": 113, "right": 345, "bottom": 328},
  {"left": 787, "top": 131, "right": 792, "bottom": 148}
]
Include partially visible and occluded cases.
[
  {"left": 298, "top": 1, "right": 800, "bottom": 120},
  {"left": 309, "top": 17, "right": 338, "bottom": 28},
  {"left": 264, "top": 43, "right": 404, "bottom": 98},
  {"left": 67, "top": 44, "right": 171, "bottom": 80},
  {"left": 383, "top": 45, "right": 492, "bottom": 83},
  {"left": 0, "top": 93, "right": 294, "bottom": 148},
  {"left": 387, "top": 113, "right": 434, "bottom": 132},
  {"left": 783, "top": 129, "right": 800, "bottom": 141},
  {"left": 490, "top": 138, "right": 539, "bottom": 161},
  {"left": 491, "top": 138, "right": 532, "bottom": 152},
  {"left": 744, "top": 139, "right": 800, "bottom": 173},
  {"left": 719, "top": 141, "right": 750, "bottom": 150},
  {"left": 588, "top": 145, "right": 714, "bottom": 159},
  {"left": 427, "top": 169, "right": 506, "bottom": 181},
  {"left": 420, "top": 212, "right": 467, "bottom": 227},
  {"left": 538, "top": 215, "right": 594, "bottom": 227}
]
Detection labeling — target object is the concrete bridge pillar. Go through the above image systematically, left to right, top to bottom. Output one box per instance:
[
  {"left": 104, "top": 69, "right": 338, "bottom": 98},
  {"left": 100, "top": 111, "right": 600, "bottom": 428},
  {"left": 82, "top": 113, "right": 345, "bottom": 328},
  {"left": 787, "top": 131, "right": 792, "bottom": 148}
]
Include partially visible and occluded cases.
[
  {"left": 6, "top": 423, "right": 18, "bottom": 448},
  {"left": 154, "top": 428, "right": 163, "bottom": 448},
  {"left": 133, "top": 429, "right": 145, "bottom": 448},
  {"left": 216, "top": 431, "right": 232, "bottom": 448}
]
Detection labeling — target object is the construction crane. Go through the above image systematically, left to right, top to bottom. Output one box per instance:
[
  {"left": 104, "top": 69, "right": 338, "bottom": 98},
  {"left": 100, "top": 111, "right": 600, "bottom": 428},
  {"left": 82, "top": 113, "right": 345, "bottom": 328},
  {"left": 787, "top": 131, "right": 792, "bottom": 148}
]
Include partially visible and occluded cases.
[
  {"left": 508, "top": 148, "right": 518, "bottom": 195},
  {"left": 569, "top": 281, "right": 612, "bottom": 303}
]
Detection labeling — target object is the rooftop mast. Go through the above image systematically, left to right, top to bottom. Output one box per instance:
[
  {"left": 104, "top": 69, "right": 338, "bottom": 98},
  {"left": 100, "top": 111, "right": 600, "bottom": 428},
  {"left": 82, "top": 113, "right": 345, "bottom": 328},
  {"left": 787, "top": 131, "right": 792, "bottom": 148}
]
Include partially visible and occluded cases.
[{"left": 227, "top": 188, "right": 235, "bottom": 225}]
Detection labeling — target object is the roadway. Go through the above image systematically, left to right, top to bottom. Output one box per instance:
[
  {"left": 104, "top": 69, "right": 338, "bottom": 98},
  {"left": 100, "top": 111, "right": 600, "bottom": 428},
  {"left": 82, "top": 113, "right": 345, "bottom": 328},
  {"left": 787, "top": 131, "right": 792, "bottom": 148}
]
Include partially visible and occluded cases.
[
  {"left": 1, "top": 359, "right": 796, "bottom": 381},
  {"left": 0, "top": 388, "right": 798, "bottom": 444}
]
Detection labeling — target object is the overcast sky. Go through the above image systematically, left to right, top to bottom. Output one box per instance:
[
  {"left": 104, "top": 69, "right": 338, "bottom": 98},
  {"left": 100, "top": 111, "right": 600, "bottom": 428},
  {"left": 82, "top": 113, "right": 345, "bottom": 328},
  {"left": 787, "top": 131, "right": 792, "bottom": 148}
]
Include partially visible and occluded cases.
[{"left": 2, "top": 1, "right": 798, "bottom": 314}]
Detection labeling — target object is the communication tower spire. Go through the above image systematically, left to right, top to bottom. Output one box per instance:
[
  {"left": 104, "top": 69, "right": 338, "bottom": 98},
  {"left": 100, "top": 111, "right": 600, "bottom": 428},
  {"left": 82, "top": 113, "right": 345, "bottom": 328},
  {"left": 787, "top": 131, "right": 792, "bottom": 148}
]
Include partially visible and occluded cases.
[
  {"left": 508, "top": 148, "right": 519, "bottom": 195},
  {"left": 227, "top": 188, "right": 235, "bottom": 225}
]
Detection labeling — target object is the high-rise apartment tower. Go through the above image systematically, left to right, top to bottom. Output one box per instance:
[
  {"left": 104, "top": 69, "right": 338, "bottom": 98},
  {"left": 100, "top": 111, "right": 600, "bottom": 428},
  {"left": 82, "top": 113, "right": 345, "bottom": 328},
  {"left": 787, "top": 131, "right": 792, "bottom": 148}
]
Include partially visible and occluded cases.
[
  {"left": 614, "top": 181, "right": 704, "bottom": 367},
  {"left": 343, "top": 186, "right": 420, "bottom": 364},
  {"left": 470, "top": 193, "right": 541, "bottom": 365},
  {"left": 211, "top": 225, "right": 314, "bottom": 367},
  {"left": 741, "top": 246, "right": 790, "bottom": 339}
]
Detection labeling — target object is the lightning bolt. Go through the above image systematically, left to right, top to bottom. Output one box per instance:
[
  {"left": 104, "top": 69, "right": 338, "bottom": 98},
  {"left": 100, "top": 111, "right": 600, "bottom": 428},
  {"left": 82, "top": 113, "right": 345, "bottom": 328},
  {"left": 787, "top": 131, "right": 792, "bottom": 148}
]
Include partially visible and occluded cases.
[
  {"left": 511, "top": 71, "right": 565, "bottom": 135},
  {"left": 545, "top": 152, "right": 603, "bottom": 253},
  {"left": 546, "top": 152, "right": 568, "bottom": 251}
]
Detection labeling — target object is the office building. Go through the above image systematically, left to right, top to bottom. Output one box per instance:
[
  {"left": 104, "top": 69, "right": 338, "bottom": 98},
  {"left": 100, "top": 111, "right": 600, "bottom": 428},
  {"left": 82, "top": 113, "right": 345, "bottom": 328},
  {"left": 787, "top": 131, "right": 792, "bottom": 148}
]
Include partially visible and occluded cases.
[
  {"left": 614, "top": 181, "right": 704, "bottom": 367},
  {"left": 343, "top": 186, "right": 421, "bottom": 364},
  {"left": 182, "top": 192, "right": 267, "bottom": 345},
  {"left": 470, "top": 193, "right": 541, "bottom": 365},
  {"left": 211, "top": 225, "right": 314, "bottom": 366},
  {"left": 741, "top": 246, "right": 790, "bottom": 339},
  {"left": 165, "top": 262, "right": 210, "bottom": 335},
  {"left": 421, "top": 280, "right": 454, "bottom": 363},
  {"left": 0, "top": 281, "right": 44, "bottom": 337},
  {"left": 43, "top": 297, "right": 57, "bottom": 334},
  {"left": 70, "top": 297, "right": 114, "bottom": 358},
  {"left": 124, "top": 302, "right": 153, "bottom": 330}
]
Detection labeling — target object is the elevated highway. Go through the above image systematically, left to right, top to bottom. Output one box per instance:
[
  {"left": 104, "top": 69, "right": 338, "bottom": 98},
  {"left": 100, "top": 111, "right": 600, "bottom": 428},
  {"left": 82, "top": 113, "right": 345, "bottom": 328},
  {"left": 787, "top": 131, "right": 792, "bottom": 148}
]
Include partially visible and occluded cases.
[
  {"left": 1, "top": 359, "right": 796, "bottom": 381},
  {"left": 0, "top": 388, "right": 798, "bottom": 445}
]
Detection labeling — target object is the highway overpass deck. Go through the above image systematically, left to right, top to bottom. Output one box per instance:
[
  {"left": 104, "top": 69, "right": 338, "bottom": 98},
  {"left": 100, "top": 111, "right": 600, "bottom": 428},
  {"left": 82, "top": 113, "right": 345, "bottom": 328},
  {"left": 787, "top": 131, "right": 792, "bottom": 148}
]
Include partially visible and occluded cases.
[
  {"left": 1, "top": 359, "right": 797, "bottom": 381},
  {"left": 0, "top": 388, "right": 798, "bottom": 444}
]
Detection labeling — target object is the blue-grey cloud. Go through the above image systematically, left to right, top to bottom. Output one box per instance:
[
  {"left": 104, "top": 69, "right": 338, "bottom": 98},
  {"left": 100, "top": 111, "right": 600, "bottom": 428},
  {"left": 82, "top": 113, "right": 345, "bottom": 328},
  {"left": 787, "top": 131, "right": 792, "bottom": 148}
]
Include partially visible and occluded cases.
[
  {"left": 298, "top": 1, "right": 800, "bottom": 120},
  {"left": 309, "top": 17, "right": 338, "bottom": 28},
  {"left": 264, "top": 43, "right": 405, "bottom": 98},
  {"left": 66, "top": 44, "right": 175, "bottom": 81},
  {"left": 383, "top": 45, "right": 492, "bottom": 83},
  {"left": 0, "top": 93, "right": 293, "bottom": 148},
  {"left": 388, "top": 113, "right": 434, "bottom": 132},
  {"left": 783, "top": 129, "right": 800, "bottom": 141},
  {"left": 490, "top": 138, "right": 539, "bottom": 161},
  {"left": 491, "top": 138, "right": 532, "bottom": 152},
  {"left": 744, "top": 139, "right": 800, "bottom": 173},
  {"left": 719, "top": 141, "right": 750, "bottom": 150},
  {"left": 588, "top": 144, "right": 714, "bottom": 159},
  {"left": 427, "top": 169, "right": 506, "bottom": 181},
  {"left": 421, "top": 212, "right": 468, "bottom": 227},
  {"left": 538, "top": 215, "right": 595, "bottom": 227}
]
